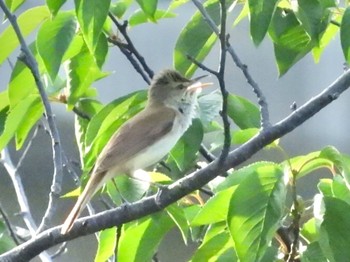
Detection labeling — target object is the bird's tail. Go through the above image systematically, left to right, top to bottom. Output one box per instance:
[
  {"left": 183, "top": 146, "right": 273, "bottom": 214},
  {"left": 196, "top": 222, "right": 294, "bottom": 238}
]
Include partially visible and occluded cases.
[{"left": 60, "top": 172, "right": 105, "bottom": 234}]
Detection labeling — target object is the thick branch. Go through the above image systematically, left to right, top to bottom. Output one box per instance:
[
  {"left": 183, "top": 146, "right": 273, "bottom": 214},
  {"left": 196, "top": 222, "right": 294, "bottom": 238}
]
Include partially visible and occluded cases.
[{"left": 2, "top": 68, "right": 350, "bottom": 261}]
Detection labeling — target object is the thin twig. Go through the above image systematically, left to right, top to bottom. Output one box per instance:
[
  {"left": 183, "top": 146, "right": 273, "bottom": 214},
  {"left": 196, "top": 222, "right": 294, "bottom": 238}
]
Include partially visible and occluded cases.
[
  {"left": 0, "top": 0, "right": 65, "bottom": 233},
  {"left": 191, "top": 0, "right": 270, "bottom": 129},
  {"left": 217, "top": 0, "right": 230, "bottom": 163},
  {"left": 108, "top": 13, "right": 154, "bottom": 83},
  {"left": 186, "top": 55, "right": 218, "bottom": 76},
  {"left": 15, "top": 124, "right": 41, "bottom": 171},
  {"left": 199, "top": 144, "right": 216, "bottom": 162},
  {"left": 0, "top": 148, "right": 52, "bottom": 261},
  {"left": 0, "top": 203, "right": 20, "bottom": 245}
]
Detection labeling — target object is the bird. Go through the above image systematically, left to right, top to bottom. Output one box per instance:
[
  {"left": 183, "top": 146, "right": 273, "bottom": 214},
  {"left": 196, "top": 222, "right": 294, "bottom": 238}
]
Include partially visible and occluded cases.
[{"left": 60, "top": 69, "right": 211, "bottom": 234}]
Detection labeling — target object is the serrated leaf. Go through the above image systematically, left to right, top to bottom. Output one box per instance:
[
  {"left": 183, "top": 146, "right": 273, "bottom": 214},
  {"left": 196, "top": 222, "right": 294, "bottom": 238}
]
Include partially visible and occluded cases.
[
  {"left": 46, "top": 0, "right": 67, "bottom": 16},
  {"left": 74, "top": 0, "right": 111, "bottom": 52},
  {"left": 135, "top": 0, "right": 157, "bottom": 20},
  {"left": 174, "top": 0, "right": 221, "bottom": 77},
  {"left": 248, "top": 0, "right": 278, "bottom": 45},
  {"left": 295, "top": 0, "right": 332, "bottom": 43},
  {"left": 0, "top": 6, "right": 50, "bottom": 65},
  {"left": 269, "top": 7, "right": 313, "bottom": 75},
  {"left": 341, "top": 7, "right": 350, "bottom": 63},
  {"left": 129, "top": 9, "right": 176, "bottom": 26},
  {"left": 37, "top": 11, "right": 77, "bottom": 81},
  {"left": 312, "top": 14, "right": 340, "bottom": 63},
  {"left": 66, "top": 46, "right": 108, "bottom": 108},
  {"left": 197, "top": 91, "right": 222, "bottom": 126},
  {"left": 227, "top": 94, "right": 260, "bottom": 129},
  {"left": 0, "top": 95, "right": 42, "bottom": 151},
  {"left": 15, "top": 98, "right": 43, "bottom": 149},
  {"left": 74, "top": 98, "right": 103, "bottom": 164},
  {"left": 285, "top": 151, "right": 332, "bottom": 179},
  {"left": 215, "top": 162, "right": 277, "bottom": 192},
  {"left": 227, "top": 163, "right": 286, "bottom": 262},
  {"left": 113, "top": 174, "right": 149, "bottom": 202},
  {"left": 191, "top": 187, "right": 235, "bottom": 226},
  {"left": 320, "top": 197, "right": 350, "bottom": 261},
  {"left": 166, "top": 204, "right": 189, "bottom": 244},
  {"left": 118, "top": 214, "right": 173, "bottom": 262},
  {"left": 95, "top": 227, "right": 117, "bottom": 262},
  {"left": 191, "top": 231, "right": 236, "bottom": 262},
  {"left": 301, "top": 241, "right": 328, "bottom": 262}
]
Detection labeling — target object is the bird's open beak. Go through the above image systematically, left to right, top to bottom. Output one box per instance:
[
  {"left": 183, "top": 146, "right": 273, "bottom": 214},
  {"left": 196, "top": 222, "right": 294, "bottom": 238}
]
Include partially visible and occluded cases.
[{"left": 187, "top": 75, "right": 213, "bottom": 93}]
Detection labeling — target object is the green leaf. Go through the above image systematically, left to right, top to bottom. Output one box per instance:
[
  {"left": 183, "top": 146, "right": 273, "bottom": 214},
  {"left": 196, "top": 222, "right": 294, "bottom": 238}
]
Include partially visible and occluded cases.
[
  {"left": 5, "top": 0, "right": 25, "bottom": 12},
  {"left": 46, "top": 0, "right": 67, "bottom": 16},
  {"left": 74, "top": 0, "right": 111, "bottom": 52},
  {"left": 110, "top": 0, "right": 133, "bottom": 18},
  {"left": 135, "top": 0, "right": 158, "bottom": 20},
  {"left": 169, "top": 0, "right": 189, "bottom": 10},
  {"left": 174, "top": 0, "right": 221, "bottom": 77},
  {"left": 233, "top": 0, "right": 249, "bottom": 27},
  {"left": 248, "top": 0, "right": 278, "bottom": 45},
  {"left": 296, "top": 0, "right": 332, "bottom": 43},
  {"left": 0, "top": 6, "right": 50, "bottom": 65},
  {"left": 269, "top": 7, "right": 313, "bottom": 75},
  {"left": 341, "top": 7, "right": 350, "bottom": 63},
  {"left": 129, "top": 9, "right": 176, "bottom": 26},
  {"left": 37, "top": 11, "right": 77, "bottom": 81},
  {"left": 312, "top": 14, "right": 340, "bottom": 63},
  {"left": 94, "top": 33, "right": 108, "bottom": 69},
  {"left": 66, "top": 45, "right": 108, "bottom": 108},
  {"left": 0, "top": 91, "right": 9, "bottom": 136},
  {"left": 83, "top": 91, "right": 147, "bottom": 170},
  {"left": 197, "top": 91, "right": 222, "bottom": 126},
  {"left": 227, "top": 94, "right": 260, "bottom": 129},
  {"left": 0, "top": 95, "right": 42, "bottom": 151},
  {"left": 15, "top": 98, "right": 43, "bottom": 149},
  {"left": 74, "top": 98, "right": 103, "bottom": 164},
  {"left": 166, "top": 119, "right": 203, "bottom": 179},
  {"left": 231, "top": 128, "right": 259, "bottom": 144},
  {"left": 319, "top": 146, "right": 350, "bottom": 185},
  {"left": 285, "top": 151, "right": 333, "bottom": 179},
  {"left": 216, "top": 161, "right": 277, "bottom": 192},
  {"left": 227, "top": 163, "right": 286, "bottom": 262},
  {"left": 113, "top": 174, "right": 150, "bottom": 202},
  {"left": 191, "top": 187, "right": 235, "bottom": 226},
  {"left": 320, "top": 197, "right": 350, "bottom": 261},
  {"left": 166, "top": 204, "right": 189, "bottom": 244},
  {"left": 118, "top": 214, "right": 173, "bottom": 262},
  {"left": 301, "top": 218, "right": 319, "bottom": 243},
  {"left": 95, "top": 227, "right": 117, "bottom": 262},
  {"left": 191, "top": 231, "right": 237, "bottom": 262},
  {"left": 301, "top": 241, "right": 328, "bottom": 262}
]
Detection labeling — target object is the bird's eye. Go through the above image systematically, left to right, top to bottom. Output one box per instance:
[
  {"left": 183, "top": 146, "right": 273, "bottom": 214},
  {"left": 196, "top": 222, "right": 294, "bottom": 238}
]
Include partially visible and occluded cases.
[{"left": 176, "top": 83, "right": 185, "bottom": 90}]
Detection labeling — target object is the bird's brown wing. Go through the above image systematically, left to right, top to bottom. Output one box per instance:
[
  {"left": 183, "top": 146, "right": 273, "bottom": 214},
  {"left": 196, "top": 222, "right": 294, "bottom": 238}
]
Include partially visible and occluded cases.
[{"left": 93, "top": 105, "right": 176, "bottom": 175}]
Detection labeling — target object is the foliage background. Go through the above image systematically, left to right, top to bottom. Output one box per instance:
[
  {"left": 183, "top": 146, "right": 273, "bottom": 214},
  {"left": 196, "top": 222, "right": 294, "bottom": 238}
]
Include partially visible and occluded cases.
[{"left": 0, "top": 0, "right": 350, "bottom": 261}]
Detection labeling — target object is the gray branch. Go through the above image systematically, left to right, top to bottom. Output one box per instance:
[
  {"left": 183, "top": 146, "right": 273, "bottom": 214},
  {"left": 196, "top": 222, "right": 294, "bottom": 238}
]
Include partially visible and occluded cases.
[{"left": 1, "top": 67, "right": 350, "bottom": 262}]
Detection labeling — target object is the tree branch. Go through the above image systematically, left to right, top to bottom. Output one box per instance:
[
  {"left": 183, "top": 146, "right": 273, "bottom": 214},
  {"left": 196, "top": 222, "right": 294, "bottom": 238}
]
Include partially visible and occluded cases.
[
  {"left": 0, "top": 0, "right": 65, "bottom": 233},
  {"left": 191, "top": 0, "right": 270, "bottom": 129},
  {"left": 108, "top": 13, "right": 154, "bottom": 83},
  {"left": 2, "top": 67, "right": 350, "bottom": 261},
  {"left": 0, "top": 148, "right": 52, "bottom": 262}
]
